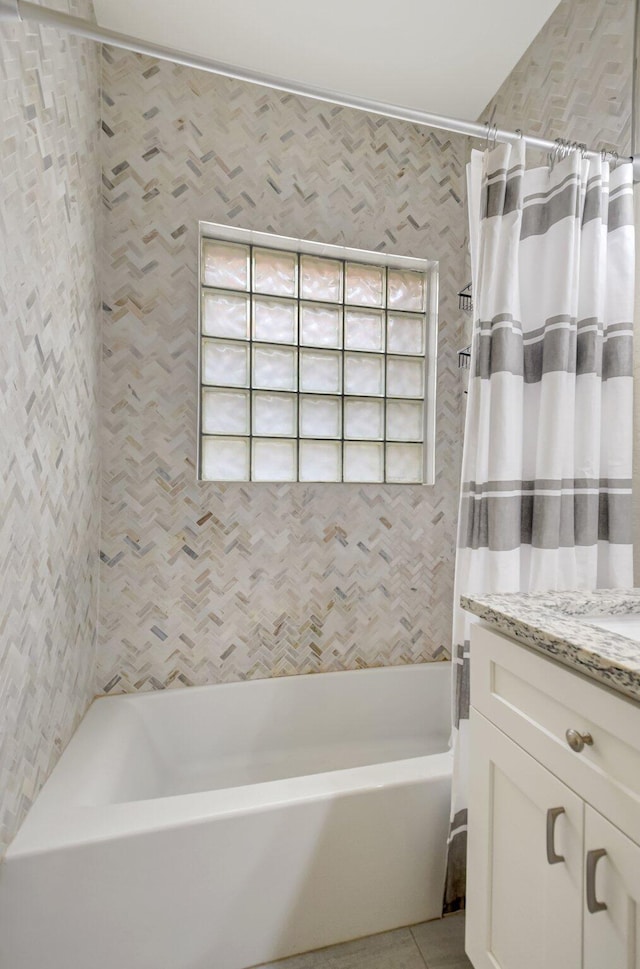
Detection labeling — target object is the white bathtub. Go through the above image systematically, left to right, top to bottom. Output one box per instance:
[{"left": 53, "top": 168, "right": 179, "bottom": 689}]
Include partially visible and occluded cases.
[{"left": 0, "top": 664, "right": 452, "bottom": 969}]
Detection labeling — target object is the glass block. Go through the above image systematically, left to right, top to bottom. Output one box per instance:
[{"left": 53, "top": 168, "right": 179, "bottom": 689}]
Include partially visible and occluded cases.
[
  {"left": 202, "top": 241, "right": 249, "bottom": 291},
  {"left": 253, "top": 248, "right": 297, "bottom": 297},
  {"left": 300, "top": 255, "right": 343, "bottom": 302},
  {"left": 345, "top": 262, "right": 384, "bottom": 307},
  {"left": 388, "top": 269, "right": 426, "bottom": 312},
  {"left": 202, "top": 291, "right": 250, "bottom": 340},
  {"left": 253, "top": 297, "right": 297, "bottom": 344},
  {"left": 300, "top": 303, "right": 342, "bottom": 348},
  {"left": 344, "top": 309, "right": 385, "bottom": 352},
  {"left": 387, "top": 313, "right": 425, "bottom": 355},
  {"left": 202, "top": 340, "right": 249, "bottom": 387},
  {"left": 252, "top": 345, "right": 297, "bottom": 391},
  {"left": 300, "top": 349, "right": 342, "bottom": 394},
  {"left": 344, "top": 352, "right": 384, "bottom": 396},
  {"left": 386, "top": 356, "right": 424, "bottom": 398},
  {"left": 202, "top": 389, "right": 250, "bottom": 435},
  {"left": 252, "top": 392, "right": 297, "bottom": 437},
  {"left": 299, "top": 395, "right": 341, "bottom": 439},
  {"left": 344, "top": 398, "right": 384, "bottom": 440},
  {"left": 386, "top": 400, "right": 423, "bottom": 441},
  {"left": 201, "top": 437, "right": 249, "bottom": 481},
  {"left": 252, "top": 438, "right": 297, "bottom": 482},
  {"left": 299, "top": 441, "right": 342, "bottom": 482},
  {"left": 343, "top": 442, "right": 384, "bottom": 483},
  {"left": 386, "top": 443, "right": 424, "bottom": 483}
]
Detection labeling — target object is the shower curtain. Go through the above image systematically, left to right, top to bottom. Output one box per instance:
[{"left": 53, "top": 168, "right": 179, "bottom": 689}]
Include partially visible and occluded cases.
[{"left": 443, "top": 140, "right": 635, "bottom": 913}]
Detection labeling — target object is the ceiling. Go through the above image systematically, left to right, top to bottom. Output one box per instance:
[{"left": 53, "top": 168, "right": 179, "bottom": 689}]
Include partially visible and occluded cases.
[{"left": 93, "top": 0, "right": 561, "bottom": 120}]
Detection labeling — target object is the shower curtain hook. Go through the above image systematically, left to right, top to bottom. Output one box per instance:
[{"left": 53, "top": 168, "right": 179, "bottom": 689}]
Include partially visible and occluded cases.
[
  {"left": 484, "top": 121, "right": 498, "bottom": 151},
  {"left": 489, "top": 123, "right": 497, "bottom": 150},
  {"left": 549, "top": 137, "right": 566, "bottom": 173}
]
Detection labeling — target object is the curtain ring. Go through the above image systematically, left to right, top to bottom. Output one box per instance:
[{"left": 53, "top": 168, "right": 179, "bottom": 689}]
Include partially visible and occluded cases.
[
  {"left": 484, "top": 121, "right": 498, "bottom": 151},
  {"left": 549, "top": 138, "right": 562, "bottom": 173},
  {"left": 601, "top": 148, "right": 619, "bottom": 169}
]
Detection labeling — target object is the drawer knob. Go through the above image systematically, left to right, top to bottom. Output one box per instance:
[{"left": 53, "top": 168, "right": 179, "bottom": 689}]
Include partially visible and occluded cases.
[{"left": 565, "top": 728, "right": 594, "bottom": 753}]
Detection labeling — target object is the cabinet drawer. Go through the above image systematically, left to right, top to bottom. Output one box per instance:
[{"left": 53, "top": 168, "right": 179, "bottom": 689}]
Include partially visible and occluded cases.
[{"left": 470, "top": 623, "right": 640, "bottom": 846}]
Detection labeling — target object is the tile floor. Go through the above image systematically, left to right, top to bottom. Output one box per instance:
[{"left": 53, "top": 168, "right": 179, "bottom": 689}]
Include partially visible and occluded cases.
[{"left": 258, "top": 914, "right": 472, "bottom": 968}]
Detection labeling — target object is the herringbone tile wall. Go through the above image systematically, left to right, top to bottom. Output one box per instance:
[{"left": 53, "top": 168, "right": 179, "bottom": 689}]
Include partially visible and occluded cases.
[
  {"left": 480, "top": 0, "right": 632, "bottom": 156},
  {"left": 0, "top": 2, "right": 101, "bottom": 855},
  {"left": 98, "top": 50, "right": 469, "bottom": 693}
]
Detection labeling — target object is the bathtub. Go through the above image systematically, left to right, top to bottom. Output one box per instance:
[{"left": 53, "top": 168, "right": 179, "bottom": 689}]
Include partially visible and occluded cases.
[{"left": 0, "top": 663, "right": 452, "bottom": 969}]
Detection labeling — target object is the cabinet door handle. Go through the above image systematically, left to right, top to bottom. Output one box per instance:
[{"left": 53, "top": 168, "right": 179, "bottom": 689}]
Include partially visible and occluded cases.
[
  {"left": 546, "top": 807, "right": 566, "bottom": 864},
  {"left": 586, "top": 849, "right": 608, "bottom": 913}
]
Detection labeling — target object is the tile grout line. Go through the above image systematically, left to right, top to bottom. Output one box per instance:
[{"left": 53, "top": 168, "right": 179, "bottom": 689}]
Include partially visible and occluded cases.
[{"left": 409, "top": 926, "right": 431, "bottom": 969}]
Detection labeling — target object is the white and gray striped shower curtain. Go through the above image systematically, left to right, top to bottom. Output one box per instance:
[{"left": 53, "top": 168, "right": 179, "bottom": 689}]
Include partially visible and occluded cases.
[{"left": 443, "top": 141, "right": 635, "bottom": 912}]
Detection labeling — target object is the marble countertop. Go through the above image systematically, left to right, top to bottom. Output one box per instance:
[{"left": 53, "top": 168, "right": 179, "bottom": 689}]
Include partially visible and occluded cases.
[{"left": 462, "top": 589, "right": 640, "bottom": 703}]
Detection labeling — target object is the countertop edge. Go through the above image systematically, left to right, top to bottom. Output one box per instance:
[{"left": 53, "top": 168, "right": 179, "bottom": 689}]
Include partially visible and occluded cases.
[{"left": 462, "top": 594, "right": 640, "bottom": 704}]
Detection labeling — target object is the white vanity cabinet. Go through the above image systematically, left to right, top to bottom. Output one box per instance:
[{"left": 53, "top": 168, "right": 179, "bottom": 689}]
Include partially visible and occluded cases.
[
  {"left": 466, "top": 623, "right": 640, "bottom": 969},
  {"left": 583, "top": 808, "right": 640, "bottom": 969}
]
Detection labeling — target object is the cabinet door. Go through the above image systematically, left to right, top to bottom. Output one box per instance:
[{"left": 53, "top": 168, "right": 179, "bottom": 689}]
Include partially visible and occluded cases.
[
  {"left": 466, "top": 710, "right": 583, "bottom": 969},
  {"left": 583, "top": 806, "right": 640, "bottom": 969}
]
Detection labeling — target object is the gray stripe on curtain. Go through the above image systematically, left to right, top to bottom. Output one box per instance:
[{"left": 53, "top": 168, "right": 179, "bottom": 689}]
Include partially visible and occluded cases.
[
  {"left": 483, "top": 165, "right": 524, "bottom": 217},
  {"left": 523, "top": 170, "right": 581, "bottom": 204},
  {"left": 521, "top": 180, "right": 581, "bottom": 239},
  {"left": 583, "top": 183, "right": 603, "bottom": 224},
  {"left": 609, "top": 191, "right": 635, "bottom": 232},
  {"left": 473, "top": 321, "right": 632, "bottom": 380},
  {"left": 464, "top": 477, "right": 632, "bottom": 493},
  {"left": 459, "top": 491, "right": 632, "bottom": 551},
  {"left": 454, "top": 641, "right": 470, "bottom": 728},
  {"left": 443, "top": 809, "right": 468, "bottom": 915}
]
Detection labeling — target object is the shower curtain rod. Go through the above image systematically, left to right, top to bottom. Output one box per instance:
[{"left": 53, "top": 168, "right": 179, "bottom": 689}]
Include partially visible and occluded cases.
[{"left": 2, "top": 0, "right": 639, "bottom": 180}]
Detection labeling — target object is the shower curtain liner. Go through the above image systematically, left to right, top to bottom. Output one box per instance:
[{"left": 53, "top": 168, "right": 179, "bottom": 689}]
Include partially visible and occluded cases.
[{"left": 444, "top": 140, "right": 635, "bottom": 913}]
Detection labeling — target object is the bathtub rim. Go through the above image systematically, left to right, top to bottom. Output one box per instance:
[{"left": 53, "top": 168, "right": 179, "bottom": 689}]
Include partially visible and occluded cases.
[
  {"left": 100, "top": 659, "right": 451, "bottom": 706},
  {"left": 8, "top": 662, "right": 452, "bottom": 859},
  {"left": 7, "top": 751, "right": 452, "bottom": 859}
]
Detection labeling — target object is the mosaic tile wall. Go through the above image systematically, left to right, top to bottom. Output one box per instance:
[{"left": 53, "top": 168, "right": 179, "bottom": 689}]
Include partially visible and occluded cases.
[
  {"left": 480, "top": 0, "right": 632, "bottom": 157},
  {"left": 0, "top": 2, "right": 101, "bottom": 854},
  {"left": 98, "top": 51, "right": 469, "bottom": 692}
]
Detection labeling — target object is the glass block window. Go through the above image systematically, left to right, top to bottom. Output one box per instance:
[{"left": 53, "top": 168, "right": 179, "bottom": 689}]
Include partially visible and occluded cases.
[{"left": 198, "top": 223, "right": 437, "bottom": 484}]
